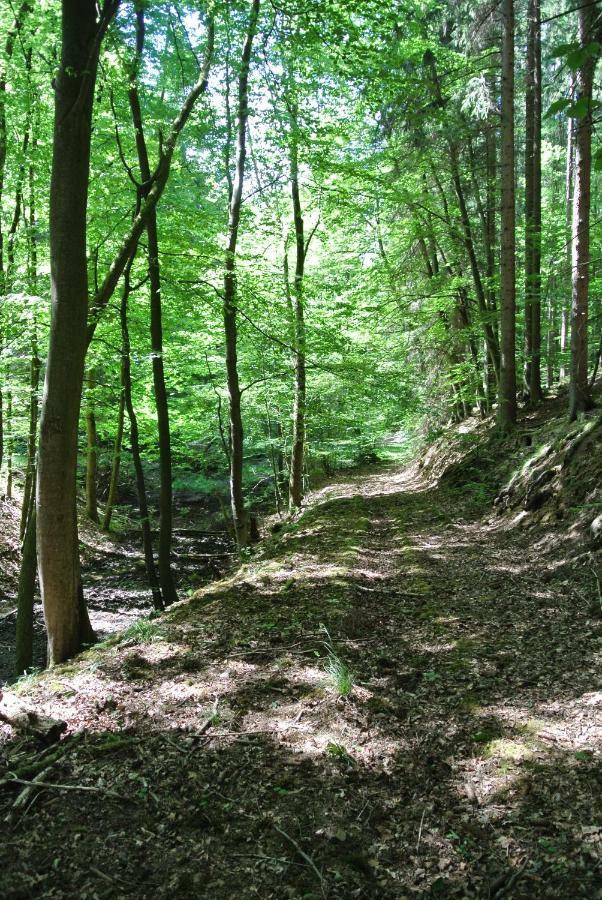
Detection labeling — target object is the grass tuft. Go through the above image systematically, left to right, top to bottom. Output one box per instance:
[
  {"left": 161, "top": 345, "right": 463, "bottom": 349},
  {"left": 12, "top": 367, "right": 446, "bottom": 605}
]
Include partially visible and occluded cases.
[{"left": 118, "top": 619, "right": 162, "bottom": 644}]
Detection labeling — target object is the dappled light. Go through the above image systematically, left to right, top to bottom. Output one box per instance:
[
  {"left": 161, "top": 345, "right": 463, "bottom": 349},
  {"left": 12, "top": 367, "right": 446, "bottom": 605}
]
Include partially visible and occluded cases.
[{"left": 1, "top": 0, "right": 601, "bottom": 896}]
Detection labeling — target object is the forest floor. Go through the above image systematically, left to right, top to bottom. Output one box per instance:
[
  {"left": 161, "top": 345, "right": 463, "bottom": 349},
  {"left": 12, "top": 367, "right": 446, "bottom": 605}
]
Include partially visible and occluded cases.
[
  {"left": 1, "top": 414, "right": 601, "bottom": 898},
  {"left": 0, "top": 514, "right": 233, "bottom": 683}
]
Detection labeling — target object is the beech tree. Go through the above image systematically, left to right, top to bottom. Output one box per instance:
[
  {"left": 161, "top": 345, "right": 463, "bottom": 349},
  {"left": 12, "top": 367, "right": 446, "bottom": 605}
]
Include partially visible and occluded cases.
[
  {"left": 0, "top": 0, "right": 599, "bottom": 673},
  {"left": 36, "top": 0, "right": 118, "bottom": 664},
  {"left": 223, "top": 0, "right": 260, "bottom": 547}
]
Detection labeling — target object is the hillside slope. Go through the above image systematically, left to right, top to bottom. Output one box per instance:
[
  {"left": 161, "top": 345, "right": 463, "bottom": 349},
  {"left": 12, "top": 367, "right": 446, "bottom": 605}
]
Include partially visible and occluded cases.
[{"left": 1, "top": 401, "right": 601, "bottom": 899}]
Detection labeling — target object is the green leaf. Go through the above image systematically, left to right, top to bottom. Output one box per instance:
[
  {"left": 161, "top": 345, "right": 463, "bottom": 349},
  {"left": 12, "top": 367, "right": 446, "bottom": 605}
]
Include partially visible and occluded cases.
[
  {"left": 549, "top": 42, "right": 578, "bottom": 59},
  {"left": 567, "top": 43, "right": 601, "bottom": 71},
  {"left": 545, "top": 98, "right": 571, "bottom": 118},
  {"left": 567, "top": 98, "right": 590, "bottom": 119},
  {"left": 575, "top": 750, "right": 593, "bottom": 761}
]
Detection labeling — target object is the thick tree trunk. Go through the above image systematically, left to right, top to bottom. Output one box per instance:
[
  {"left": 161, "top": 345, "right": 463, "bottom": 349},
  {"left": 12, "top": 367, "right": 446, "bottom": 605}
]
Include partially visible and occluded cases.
[
  {"left": 36, "top": 0, "right": 115, "bottom": 665},
  {"left": 223, "top": 0, "right": 260, "bottom": 547},
  {"left": 497, "top": 0, "right": 517, "bottom": 430},
  {"left": 524, "top": 0, "right": 543, "bottom": 402},
  {"left": 568, "top": 3, "right": 597, "bottom": 420},
  {"left": 127, "top": 9, "right": 177, "bottom": 603},
  {"left": 288, "top": 113, "right": 306, "bottom": 510},
  {"left": 85, "top": 369, "right": 99, "bottom": 523}
]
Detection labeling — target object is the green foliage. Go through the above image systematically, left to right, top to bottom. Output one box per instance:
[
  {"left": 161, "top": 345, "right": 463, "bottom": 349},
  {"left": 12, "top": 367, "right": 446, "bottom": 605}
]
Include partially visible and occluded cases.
[
  {"left": 118, "top": 619, "right": 162, "bottom": 644},
  {"left": 319, "top": 627, "right": 354, "bottom": 696}
]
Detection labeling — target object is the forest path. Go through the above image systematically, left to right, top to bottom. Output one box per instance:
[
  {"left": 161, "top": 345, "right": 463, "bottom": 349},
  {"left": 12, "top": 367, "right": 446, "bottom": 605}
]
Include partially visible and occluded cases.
[{"left": 1, "top": 461, "right": 601, "bottom": 899}]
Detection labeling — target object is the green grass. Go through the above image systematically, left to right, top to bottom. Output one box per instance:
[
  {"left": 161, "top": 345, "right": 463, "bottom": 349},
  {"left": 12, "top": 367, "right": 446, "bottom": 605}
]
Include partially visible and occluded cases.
[
  {"left": 118, "top": 618, "right": 162, "bottom": 644},
  {"left": 324, "top": 649, "right": 354, "bottom": 697}
]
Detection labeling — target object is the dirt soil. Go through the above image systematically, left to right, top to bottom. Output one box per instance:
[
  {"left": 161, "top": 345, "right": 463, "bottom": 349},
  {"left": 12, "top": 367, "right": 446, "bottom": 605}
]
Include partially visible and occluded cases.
[
  {"left": 1, "top": 428, "right": 601, "bottom": 898},
  {"left": 0, "top": 516, "right": 233, "bottom": 683}
]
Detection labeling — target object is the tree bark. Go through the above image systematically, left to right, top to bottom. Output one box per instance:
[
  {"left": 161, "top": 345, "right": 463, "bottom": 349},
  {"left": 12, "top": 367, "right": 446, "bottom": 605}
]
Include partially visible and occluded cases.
[
  {"left": 36, "top": 0, "right": 116, "bottom": 665},
  {"left": 223, "top": 0, "right": 260, "bottom": 547},
  {"left": 497, "top": 0, "right": 517, "bottom": 430},
  {"left": 524, "top": 0, "right": 543, "bottom": 402},
  {"left": 0, "top": 2, "right": 33, "bottom": 475},
  {"left": 568, "top": 2, "right": 598, "bottom": 420},
  {"left": 127, "top": 8, "right": 177, "bottom": 603},
  {"left": 560, "top": 83, "right": 575, "bottom": 381},
  {"left": 288, "top": 105, "right": 306, "bottom": 509},
  {"left": 120, "top": 255, "right": 163, "bottom": 611},
  {"left": 20, "top": 333, "right": 40, "bottom": 538},
  {"left": 85, "top": 369, "right": 99, "bottom": 523},
  {"left": 101, "top": 370, "right": 125, "bottom": 532},
  {"left": 15, "top": 495, "right": 36, "bottom": 675}
]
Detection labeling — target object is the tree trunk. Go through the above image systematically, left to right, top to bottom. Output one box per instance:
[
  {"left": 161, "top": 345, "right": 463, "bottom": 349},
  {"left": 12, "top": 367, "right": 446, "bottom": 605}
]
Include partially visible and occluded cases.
[
  {"left": 36, "top": 0, "right": 115, "bottom": 665},
  {"left": 223, "top": 0, "right": 260, "bottom": 548},
  {"left": 497, "top": 0, "right": 517, "bottom": 430},
  {"left": 524, "top": 0, "right": 543, "bottom": 402},
  {"left": 0, "top": 3, "right": 32, "bottom": 476},
  {"left": 568, "top": 3, "right": 598, "bottom": 420},
  {"left": 127, "top": 8, "right": 177, "bottom": 603},
  {"left": 560, "top": 85, "right": 575, "bottom": 381},
  {"left": 288, "top": 107, "right": 306, "bottom": 509},
  {"left": 20, "top": 127, "right": 40, "bottom": 539},
  {"left": 120, "top": 255, "right": 163, "bottom": 611},
  {"left": 20, "top": 333, "right": 40, "bottom": 538},
  {"left": 85, "top": 368, "right": 99, "bottom": 523},
  {"left": 102, "top": 371, "right": 125, "bottom": 532},
  {"left": 5, "top": 390, "right": 12, "bottom": 499},
  {"left": 15, "top": 495, "right": 36, "bottom": 675}
]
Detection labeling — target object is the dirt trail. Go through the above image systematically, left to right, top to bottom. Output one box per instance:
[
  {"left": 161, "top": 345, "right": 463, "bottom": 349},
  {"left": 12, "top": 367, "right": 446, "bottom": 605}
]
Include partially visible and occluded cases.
[{"left": 1, "top": 461, "right": 601, "bottom": 898}]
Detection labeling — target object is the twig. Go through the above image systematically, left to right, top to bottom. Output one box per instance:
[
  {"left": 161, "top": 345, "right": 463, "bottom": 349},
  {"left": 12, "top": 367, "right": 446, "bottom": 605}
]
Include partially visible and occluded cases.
[
  {"left": 210, "top": 725, "right": 305, "bottom": 739},
  {"left": 5, "top": 766, "right": 53, "bottom": 825},
  {"left": 2, "top": 775, "right": 127, "bottom": 801},
  {"left": 416, "top": 807, "right": 427, "bottom": 850},
  {"left": 273, "top": 824, "right": 327, "bottom": 899},
  {"left": 229, "top": 852, "right": 306, "bottom": 868},
  {"left": 490, "top": 859, "right": 529, "bottom": 898}
]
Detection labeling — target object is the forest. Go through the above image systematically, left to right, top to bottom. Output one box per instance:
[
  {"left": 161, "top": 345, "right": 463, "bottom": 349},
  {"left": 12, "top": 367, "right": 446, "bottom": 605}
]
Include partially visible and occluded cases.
[{"left": 0, "top": 0, "right": 601, "bottom": 897}]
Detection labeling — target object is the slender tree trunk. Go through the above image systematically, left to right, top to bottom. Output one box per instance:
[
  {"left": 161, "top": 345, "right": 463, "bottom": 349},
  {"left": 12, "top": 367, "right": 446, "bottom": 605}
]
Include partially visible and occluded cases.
[
  {"left": 36, "top": 0, "right": 115, "bottom": 665},
  {"left": 223, "top": 0, "right": 260, "bottom": 547},
  {"left": 497, "top": 0, "right": 517, "bottom": 430},
  {"left": 524, "top": 0, "right": 543, "bottom": 402},
  {"left": 0, "top": 3, "right": 32, "bottom": 476},
  {"left": 568, "top": 3, "right": 598, "bottom": 420},
  {"left": 126, "top": 9, "right": 177, "bottom": 603},
  {"left": 560, "top": 86, "right": 575, "bottom": 380},
  {"left": 288, "top": 107, "right": 306, "bottom": 509},
  {"left": 484, "top": 117, "right": 499, "bottom": 410},
  {"left": 20, "top": 135, "right": 39, "bottom": 539},
  {"left": 429, "top": 162, "right": 500, "bottom": 384},
  {"left": 120, "top": 255, "right": 163, "bottom": 611},
  {"left": 546, "top": 292, "right": 556, "bottom": 389},
  {"left": 20, "top": 333, "right": 40, "bottom": 538},
  {"left": 85, "top": 368, "right": 99, "bottom": 523},
  {"left": 102, "top": 371, "right": 125, "bottom": 532},
  {"left": 5, "top": 390, "right": 12, "bottom": 498},
  {"left": 15, "top": 487, "right": 37, "bottom": 675}
]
